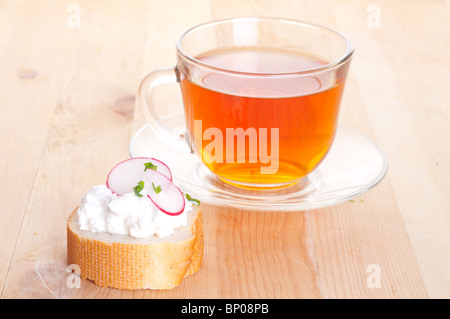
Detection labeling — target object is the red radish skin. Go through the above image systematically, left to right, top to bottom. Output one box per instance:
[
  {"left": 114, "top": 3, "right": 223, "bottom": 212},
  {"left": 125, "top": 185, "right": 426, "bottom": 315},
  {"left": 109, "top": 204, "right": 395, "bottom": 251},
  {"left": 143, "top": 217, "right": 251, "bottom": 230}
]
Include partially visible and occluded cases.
[{"left": 147, "top": 195, "right": 185, "bottom": 216}]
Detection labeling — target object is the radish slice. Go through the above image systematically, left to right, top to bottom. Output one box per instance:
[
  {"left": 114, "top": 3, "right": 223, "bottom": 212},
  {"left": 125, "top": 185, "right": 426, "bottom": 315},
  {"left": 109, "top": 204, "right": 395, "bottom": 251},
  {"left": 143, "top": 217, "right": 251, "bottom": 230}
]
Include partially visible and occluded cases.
[
  {"left": 106, "top": 157, "right": 172, "bottom": 195},
  {"left": 147, "top": 157, "right": 172, "bottom": 181},
  {"left": 143, "top": 170, "right": 185, "bottom": 216}
]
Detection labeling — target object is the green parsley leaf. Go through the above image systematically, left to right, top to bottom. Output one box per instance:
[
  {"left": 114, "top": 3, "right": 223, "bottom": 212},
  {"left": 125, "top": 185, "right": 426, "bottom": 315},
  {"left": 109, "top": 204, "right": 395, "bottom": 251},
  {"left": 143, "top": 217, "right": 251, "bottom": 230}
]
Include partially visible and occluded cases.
[
  {"left": 144, "top": 162, "right": 158, "bottom": 171},
  {"left": 133, "top": 180, "right": 145, "bottom": 197},
  {"left": 152, "top": 182, "right": 162, "bottom": 194},
  {"left": 185, "top": 193, "right": 200, "bottom": 206}
]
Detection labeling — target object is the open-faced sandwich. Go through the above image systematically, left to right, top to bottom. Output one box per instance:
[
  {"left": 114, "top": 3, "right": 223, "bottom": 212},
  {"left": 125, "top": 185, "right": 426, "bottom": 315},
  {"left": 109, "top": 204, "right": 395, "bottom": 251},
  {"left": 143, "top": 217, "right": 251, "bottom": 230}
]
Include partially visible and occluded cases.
[{"left": 67, "top": 157, "right": 203, "bottom": 290}]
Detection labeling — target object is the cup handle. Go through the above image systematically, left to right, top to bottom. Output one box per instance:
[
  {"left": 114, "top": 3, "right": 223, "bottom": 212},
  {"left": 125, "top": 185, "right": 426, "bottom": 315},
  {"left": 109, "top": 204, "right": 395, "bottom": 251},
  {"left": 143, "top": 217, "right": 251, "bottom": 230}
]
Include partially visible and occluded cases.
[{"left": 137, "top": 66, "right": 191, "bottom": 153}]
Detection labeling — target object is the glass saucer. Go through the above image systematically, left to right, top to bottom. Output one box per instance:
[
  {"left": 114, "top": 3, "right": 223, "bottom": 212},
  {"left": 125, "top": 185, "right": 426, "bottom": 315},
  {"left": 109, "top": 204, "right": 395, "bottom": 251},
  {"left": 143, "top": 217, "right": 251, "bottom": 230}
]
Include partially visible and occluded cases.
[{"left": 129, "top": 113, "right": 388, "bottom": 211}]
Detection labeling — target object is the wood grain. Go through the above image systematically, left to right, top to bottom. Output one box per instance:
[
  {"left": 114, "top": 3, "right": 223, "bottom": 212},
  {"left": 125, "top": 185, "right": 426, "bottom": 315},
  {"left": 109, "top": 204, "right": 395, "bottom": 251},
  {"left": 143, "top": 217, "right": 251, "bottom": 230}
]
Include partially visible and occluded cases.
[{"left": 0, "top": 0, "right": 448, "bottom": 299}]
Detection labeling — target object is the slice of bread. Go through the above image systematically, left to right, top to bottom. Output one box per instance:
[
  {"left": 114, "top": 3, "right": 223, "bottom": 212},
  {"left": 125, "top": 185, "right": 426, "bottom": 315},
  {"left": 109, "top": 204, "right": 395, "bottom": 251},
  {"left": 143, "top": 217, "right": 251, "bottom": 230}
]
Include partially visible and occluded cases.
[{"left": 67, "top": 206, "right": 203, "bottom": 290}]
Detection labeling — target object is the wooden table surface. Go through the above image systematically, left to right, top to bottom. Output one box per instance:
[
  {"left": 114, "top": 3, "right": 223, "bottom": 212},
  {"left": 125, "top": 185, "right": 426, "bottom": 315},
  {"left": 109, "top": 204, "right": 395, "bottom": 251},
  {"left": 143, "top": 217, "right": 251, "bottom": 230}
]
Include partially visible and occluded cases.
[{"left": 0, "top": 0, "right": 449, "bottom": 299}]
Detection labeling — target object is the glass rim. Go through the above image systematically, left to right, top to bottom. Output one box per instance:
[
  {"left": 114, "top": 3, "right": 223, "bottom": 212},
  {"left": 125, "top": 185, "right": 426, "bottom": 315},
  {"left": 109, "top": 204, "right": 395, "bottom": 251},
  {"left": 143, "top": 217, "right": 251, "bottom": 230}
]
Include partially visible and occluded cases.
[{"left": 176, "top": 16, "right": 354, "bottom": 77}]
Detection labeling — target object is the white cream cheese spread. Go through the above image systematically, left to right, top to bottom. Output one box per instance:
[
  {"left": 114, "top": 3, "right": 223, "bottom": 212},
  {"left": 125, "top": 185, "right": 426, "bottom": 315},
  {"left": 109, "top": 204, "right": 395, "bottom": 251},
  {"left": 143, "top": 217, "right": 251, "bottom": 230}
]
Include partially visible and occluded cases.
[{"left": 77, "top": 185, "right": 191, "bottom": 238}]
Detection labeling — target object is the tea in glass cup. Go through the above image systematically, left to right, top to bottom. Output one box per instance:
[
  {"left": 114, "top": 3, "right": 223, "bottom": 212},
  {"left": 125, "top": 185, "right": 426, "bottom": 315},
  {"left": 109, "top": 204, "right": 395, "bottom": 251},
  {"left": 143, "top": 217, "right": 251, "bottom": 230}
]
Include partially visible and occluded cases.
[{"left": 138, "top": 17, "right": 353, "bottom": 189}]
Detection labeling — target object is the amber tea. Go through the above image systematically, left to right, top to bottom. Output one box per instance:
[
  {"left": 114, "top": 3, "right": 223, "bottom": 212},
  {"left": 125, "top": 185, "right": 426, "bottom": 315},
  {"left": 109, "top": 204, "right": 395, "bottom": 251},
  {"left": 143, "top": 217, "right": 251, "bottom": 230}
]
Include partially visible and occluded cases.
[
  {"left": 138, "top": 17, "right": 353, "bottom": 189},
  {"left": 181, "top": 47, "right": 346, "bottom": 187}
]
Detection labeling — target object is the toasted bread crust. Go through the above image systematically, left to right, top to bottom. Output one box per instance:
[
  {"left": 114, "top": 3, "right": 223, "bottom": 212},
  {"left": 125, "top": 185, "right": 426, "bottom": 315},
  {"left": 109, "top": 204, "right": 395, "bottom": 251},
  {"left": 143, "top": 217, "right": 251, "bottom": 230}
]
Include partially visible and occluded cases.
[{"left": 67, "top": 208, "right": 203, "bottom": 290}]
